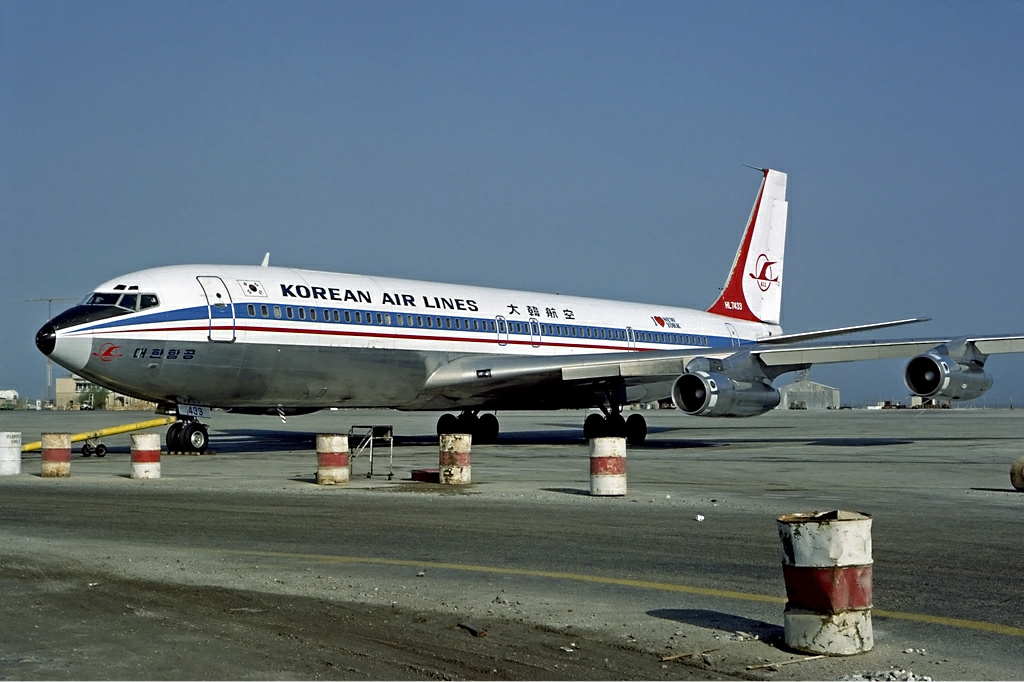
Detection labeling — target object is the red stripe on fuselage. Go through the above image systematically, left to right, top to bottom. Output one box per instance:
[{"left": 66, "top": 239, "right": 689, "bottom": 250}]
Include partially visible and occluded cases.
[{"left": 69, "top": 322, "right": 682, "bottom": 353}]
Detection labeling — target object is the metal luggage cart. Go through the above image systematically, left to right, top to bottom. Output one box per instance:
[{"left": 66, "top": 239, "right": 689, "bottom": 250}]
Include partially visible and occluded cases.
[{"left": 348, "top": 425, "right": 394, "bottom": 479}]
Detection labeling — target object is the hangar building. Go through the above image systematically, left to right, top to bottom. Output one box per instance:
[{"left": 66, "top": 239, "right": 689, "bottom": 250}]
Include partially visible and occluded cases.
[{"left": 778, "top": 376, "right": 841, "bottom": 410}]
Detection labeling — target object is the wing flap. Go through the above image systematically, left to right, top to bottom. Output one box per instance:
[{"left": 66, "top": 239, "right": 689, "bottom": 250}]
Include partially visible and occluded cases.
[
  {"left": 970, "top": 336, "right": 1024, "bottom": 355},
  {"left": 562, "top": 364, "right": 620, "bottom": 380}
]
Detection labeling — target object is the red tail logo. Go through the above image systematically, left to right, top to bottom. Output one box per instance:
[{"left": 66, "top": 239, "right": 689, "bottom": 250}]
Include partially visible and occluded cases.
[{"left": 748, "top": 254, "right": 779, "bottom": 292}]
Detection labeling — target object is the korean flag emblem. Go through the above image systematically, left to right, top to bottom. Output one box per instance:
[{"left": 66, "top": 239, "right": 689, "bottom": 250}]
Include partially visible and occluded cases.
[{"left": 238, "top": 280, "right": 267, "bottom": 297}]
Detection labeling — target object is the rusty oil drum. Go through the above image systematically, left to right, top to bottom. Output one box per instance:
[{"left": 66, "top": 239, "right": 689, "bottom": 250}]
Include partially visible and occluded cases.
[{"left": 777, "top": 510, "right": 873, "bottom": 655}]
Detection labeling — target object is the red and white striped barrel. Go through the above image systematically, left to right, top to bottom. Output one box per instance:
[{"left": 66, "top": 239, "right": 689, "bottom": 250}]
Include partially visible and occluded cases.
[
  {"left": 0, "top": 432, "right": 21, "bottom": 476},
  {"left": 41, "top": 432, "right": 71, "bottom": 478},
  {"left": 130, "top": 433, "right": 161, "bottom": 479},
  {"left": 439, "top": 433, "right": 471, "bottom": 485},
  {"left": 316, "top": 434, "right": 350, "bottom": 485},
  {"left": 589, "top": 437, "right": 626, "bottom": 496},
  {"left": 1011, "top": 456, "right": 1024, "bottom": 491},
  {"left": 777, "top": 510, "right": 873, "bottom": 655}
]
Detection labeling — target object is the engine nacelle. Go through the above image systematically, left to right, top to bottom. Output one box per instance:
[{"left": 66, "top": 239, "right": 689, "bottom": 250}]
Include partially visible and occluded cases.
[
  {"left": 904, "top": 353, "right": 992, "bottom": 401},
  {"left": 671, "top": 371, "right": 781, "bottom": 417}
]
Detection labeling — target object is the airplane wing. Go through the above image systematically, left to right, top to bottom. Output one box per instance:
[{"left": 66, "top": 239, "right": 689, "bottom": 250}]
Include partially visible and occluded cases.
[
  {"left": 423, "top": 328, "right": 1024, "bottom": 403},
  {"left": 756, "top": 334, "right": 1024, "bottom": 366}
]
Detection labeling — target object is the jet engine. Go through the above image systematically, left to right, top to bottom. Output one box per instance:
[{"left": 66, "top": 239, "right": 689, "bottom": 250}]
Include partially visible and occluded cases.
[
  {"left": 904, "top": 352, "right": 992, "bottom": 401},
  {"left": 671, "top": 371, "right": 781, "bottom": 417}
]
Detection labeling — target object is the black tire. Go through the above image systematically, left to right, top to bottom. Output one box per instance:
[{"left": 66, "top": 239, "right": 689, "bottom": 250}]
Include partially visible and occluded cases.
[
  {"left": 436, "top": 413, "right": 458, "bottom": 436},
  {"left": 455, "top": 413, "right": 478, "bottom": 435},
  {"left": 477, "top": 413, "right": 499, "bottom": 444},
  {"left": 583, "top": 413, "right": 605, "bottom": 441},
  {"left": 604, "top": 413, "right": 626, "bottom": 437},
  {"left": 625, "top": 413, "right": 647, "bottom": 446},
  {"left": 166, "top": 422, "right": 184, "bottom": 452},
  {"left": 182, "top": 422, "right": 209, "bottom": 454},
  {"left": 81, "top": 443, "right": 94, "bottom": 457},
  {"left": 94, "top": 443, "right": 108, "bottom": 457}
]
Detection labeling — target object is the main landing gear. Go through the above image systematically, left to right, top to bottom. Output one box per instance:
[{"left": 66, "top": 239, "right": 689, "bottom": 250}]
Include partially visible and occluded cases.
[
  {"left": 583, "top": 409, "right": 647, "bottom": 445},
  {"left": 436, "top": 411, "right": 500, "bottom": 444},
  {"left": 166, "top": 420, "right": 209, "bottom": 454}
]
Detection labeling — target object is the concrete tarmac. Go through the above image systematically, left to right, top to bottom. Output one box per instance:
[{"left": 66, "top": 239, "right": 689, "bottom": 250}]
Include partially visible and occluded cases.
[{"left": 1, "top": 408, "right": 1022, "bottom": 680}]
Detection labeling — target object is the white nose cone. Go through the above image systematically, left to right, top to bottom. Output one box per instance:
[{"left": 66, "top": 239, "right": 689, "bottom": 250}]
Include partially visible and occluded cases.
[{"left": 51, "top": 335, "right": 95, "bottom": 372}]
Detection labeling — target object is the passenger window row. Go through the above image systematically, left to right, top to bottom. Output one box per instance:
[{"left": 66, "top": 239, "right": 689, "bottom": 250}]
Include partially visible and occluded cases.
[{"left": 242, "top": 304, "right": 708, "bottom": 347}]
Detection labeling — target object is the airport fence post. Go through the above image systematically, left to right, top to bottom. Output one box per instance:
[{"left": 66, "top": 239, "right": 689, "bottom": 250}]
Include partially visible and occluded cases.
[
  {"left": 0, "top": 432, "right": 21, "bottom": 476},
  {"left": 40, "top": 432, "right": 72, "bottom": 478},
  {"left": 130, "top": 432, "right": 161, "bottom": 479},
  {"left": 438, "top": 433, "right": 471, "bottom": 484},
  {"left": 316, "top": 434, "right": 350, "bottom": 485},
  {"left": 589, "top": 437, "right": 627, "bottom": 496},
  {"left": 776, "top": 510, "right": 874, "bottom": 655}
]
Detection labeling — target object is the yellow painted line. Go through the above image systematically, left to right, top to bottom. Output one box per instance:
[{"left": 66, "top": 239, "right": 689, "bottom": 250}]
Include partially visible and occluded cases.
[
  {"left": 198, "top": 548, "right": 1024, "bottom": 638},
  {"left": 872, "top": 608, "right": 1024, "bottom": 637}
]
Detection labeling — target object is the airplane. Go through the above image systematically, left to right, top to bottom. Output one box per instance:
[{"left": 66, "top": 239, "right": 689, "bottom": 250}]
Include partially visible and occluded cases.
[{"left": 34, "top": 169, "right": 1024, "bottom": 454}]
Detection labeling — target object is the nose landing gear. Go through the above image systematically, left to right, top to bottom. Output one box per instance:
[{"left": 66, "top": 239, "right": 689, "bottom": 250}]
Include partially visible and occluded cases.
[{"left": 166, "top": 420, "right": 209, "bottom": 454}]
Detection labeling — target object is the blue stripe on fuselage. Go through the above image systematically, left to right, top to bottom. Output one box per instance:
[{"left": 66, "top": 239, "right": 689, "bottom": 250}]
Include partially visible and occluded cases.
[{"left": 73, "top": 302, "right": 754, "bottom": 349}]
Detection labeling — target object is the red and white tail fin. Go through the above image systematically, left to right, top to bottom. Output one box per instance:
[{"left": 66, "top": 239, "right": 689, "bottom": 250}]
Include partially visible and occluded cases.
[{"left": 706, "top": 168, "right": 788, "bottom": 325}]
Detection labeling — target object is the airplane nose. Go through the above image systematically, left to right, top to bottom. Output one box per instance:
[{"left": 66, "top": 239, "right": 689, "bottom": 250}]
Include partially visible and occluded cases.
[{"left": 36, "top": 323, "right": 56, "bottom": 356}]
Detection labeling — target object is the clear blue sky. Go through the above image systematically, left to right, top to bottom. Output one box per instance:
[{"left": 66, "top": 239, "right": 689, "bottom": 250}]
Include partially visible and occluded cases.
[{"left": 2, "top": 1, "right": 1023, "bottom": 406}]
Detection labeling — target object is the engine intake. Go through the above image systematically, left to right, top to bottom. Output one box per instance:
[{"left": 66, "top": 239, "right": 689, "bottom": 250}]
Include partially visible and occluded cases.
[
  {"left": 904, "top": 353, "right": 992, "bottom": 401},
  {"left": 672, "top": 371, "right": 780, "bottom": 417}
]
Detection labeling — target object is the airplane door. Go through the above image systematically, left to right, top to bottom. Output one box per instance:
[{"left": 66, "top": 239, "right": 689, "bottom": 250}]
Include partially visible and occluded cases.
[
  {"left": 197, "top": 276, "right": 236, "bottom": 342},
  {"left": 495, "top": 316, "right": 509, "bottom": 346},
  {"left": 529, "top": 318, "right": 541, "bottom": 348},
  {"left": 725, "top": 322, "right": 740, "bottom": 347},
  {"left": 626, "top": 327, "right": 636, "bottom": 350}
]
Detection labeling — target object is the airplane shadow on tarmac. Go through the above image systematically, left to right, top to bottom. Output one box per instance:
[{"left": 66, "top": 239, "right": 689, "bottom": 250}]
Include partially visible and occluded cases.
[
  {"left": 212, "top": 429, "right": 912, "bottom": 452},
  {"left": 215, "top": 430, "right": 316, "bottom": 453},
  {"left": 647, "top": 608, "right": 784, "bottom": 645}
]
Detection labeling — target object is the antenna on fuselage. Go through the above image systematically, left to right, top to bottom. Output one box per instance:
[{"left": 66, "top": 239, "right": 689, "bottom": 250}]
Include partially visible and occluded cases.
[{"left": 260, "top": 253, "right": 270, "bottom": 267}]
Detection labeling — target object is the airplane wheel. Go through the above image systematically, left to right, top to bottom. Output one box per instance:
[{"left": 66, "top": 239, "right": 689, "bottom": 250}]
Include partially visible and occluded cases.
[
  {"left": 455, "top": 412, "right": 478, "bottom": 435},
  {"left": 436, "top": 413, "right": 457, "bottom": 436},
  {"left": 583, "top": 413, "right": 605, "bottom": 441},
  {"left": 605, "top": 413, "right": 627, "bottom": 438},
  {"left": 625, "top": 413, "right": 647, "bottom": 446},
  {"left": 477, "top": 414, "right": 499, "bottom": 444},
  {"left": 166, "top": 422, "right": 184, "bottom": 452},
  {"left": 182, "top": 422, "right": 209, "bottom": 454},
  {"left": 81, "top": 443, "right": 94, "bottom": 457},
  {"left": 94, "top": 443, "right": 108, "bottom": 457}
]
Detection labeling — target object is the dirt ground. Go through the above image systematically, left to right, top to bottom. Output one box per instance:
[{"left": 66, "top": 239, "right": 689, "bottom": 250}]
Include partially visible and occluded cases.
[{"left": 0, "top": 555, "right": 729, "bottom": 681}]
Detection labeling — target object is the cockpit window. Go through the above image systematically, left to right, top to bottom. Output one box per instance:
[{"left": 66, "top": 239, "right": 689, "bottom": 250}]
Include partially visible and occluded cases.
[
  {"left": 84, "top": 292, "right": 159, "bottom": 311},
  {"left": 87, "top": 293, "right": 121, "bottom": 305}
]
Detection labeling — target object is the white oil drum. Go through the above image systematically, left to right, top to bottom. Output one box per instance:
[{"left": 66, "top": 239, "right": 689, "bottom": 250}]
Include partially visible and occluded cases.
[
  {"left": 0, "top": 432, "right": 21, "bottom": 476},
  {"left": 41, "top": 432, "right": 71, "bottom": 478},
  {"left": 130, "top": 432, "right": 161, "bottom": 479},
  {"left": 439, "top": 433, "right": 471, "bottom": 485},
  {"left": 316, "top": 434, "right": 350, "bottom": 485},
  {"left": 589, "top": 437, "right": 626, "bottom": 496},
  {"left": 777, "top": 510, "right": 873, "bottom": 655}
]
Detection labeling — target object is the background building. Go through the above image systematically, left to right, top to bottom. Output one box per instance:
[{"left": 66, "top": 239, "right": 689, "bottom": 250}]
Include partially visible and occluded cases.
[
  {"left": 778, "top": 372, "right": 841, "bottom": 410},
  {"left": 54, "top": 375, "right": 156, "bottom": 411}
]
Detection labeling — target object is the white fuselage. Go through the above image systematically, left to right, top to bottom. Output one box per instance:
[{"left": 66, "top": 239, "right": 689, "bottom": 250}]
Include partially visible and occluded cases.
[{"left": 42, "top": 264, "right": 781, "bottom": 411}]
